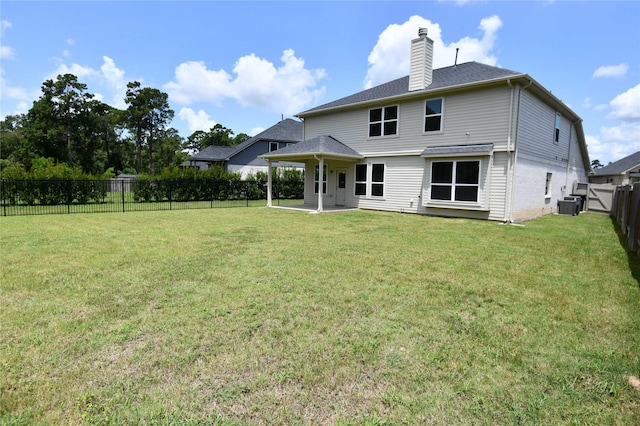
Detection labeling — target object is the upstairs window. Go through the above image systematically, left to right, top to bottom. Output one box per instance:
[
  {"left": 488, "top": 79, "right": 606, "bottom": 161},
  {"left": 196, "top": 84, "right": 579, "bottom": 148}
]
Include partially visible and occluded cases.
[
  {"left": 425, "top": 99, "right": 443, "bottom": 132},
  {"left": 369, "top": 105, "right": 398, "bottom": 137},
  {"left": 554, "top": 113, "right": 561, "bottom": 143},
  {"left": 269, "top": 142, "right": 279, "bottom": 152},
  {"left": 431, "top": 160, "right": 480, "bottom": 202}
]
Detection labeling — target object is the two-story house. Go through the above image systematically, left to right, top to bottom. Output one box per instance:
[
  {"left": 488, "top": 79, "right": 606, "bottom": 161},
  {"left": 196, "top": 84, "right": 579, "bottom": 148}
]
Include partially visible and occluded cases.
[
  {"left": 261, "top": 28, "right": 591, "bottom": 222},
  {"left": 183, "top": 118, "right": 303, "bottom": 178}
]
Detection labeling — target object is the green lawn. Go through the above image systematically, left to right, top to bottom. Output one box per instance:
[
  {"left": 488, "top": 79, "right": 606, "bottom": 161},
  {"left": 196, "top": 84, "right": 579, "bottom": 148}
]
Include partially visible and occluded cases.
[{"left": 1, "top": 209, "right": 638, "bottom": 425}]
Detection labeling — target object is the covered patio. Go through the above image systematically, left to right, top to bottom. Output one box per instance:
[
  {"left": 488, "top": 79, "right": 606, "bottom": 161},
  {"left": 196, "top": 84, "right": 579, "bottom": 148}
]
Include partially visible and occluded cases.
[{"left": 259, "top": 135, "right": 363, "bottom": 213}]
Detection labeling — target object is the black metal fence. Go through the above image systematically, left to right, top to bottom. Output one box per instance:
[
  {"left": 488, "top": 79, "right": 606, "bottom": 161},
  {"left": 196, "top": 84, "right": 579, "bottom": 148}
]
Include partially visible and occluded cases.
[{"left": 0, "top": 178, "right": 304, "bottom": 216}]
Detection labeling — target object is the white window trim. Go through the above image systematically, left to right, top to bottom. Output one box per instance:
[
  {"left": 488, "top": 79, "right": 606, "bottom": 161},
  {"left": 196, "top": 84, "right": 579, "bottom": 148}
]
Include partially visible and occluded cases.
[
  {"left": 423, "top": 98, "right": 445, "bottom": 135},
  {"left": 368, "top": 105, "right": 400, "bottom": 139},
  {"left": 554, "top": 113, "right": 561, "bottom": 144},
  {"left": 269, "top": 142, "right": 279, "bottom": 152},
  {"left": 423, "top": 155, "right": 489, "bottom": 211},
  {"left": 354, "top": 162, "right": 386, "bottom": 199},
  {"left": 314, "top": 164, "right": 327, "bottom": 194},
  {"left": 354, "top": 164, "right": 367, "bottom": 197},
  {"left": 545, "top": 172, "right": 552, "bottom": 198}
]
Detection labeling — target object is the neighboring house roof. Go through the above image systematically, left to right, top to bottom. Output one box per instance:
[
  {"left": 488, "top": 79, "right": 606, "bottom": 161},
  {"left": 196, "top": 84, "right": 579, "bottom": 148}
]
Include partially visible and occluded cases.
[
  {"left": 300, "top": 62, "right": 523, "bottom": 115},
  {"left": 183, "top": 118, "right": 303, "bottom": 165},
  {"left": 231, "top": 118, "right": 303, "bottom": 159},
  {"left": 260, "top": 135, "right": 364, "bottom": 161},
  {"left": 187, "top": 145, "right": 236, "bottom": 162},
  {"left": 593, "top": 151, "right": 640, "bottom": 176}
]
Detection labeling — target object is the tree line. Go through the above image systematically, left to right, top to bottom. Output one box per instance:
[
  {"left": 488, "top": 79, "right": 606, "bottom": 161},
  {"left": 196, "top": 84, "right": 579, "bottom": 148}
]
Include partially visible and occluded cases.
[{"left": 0, "top": 74, "right": 250, "bottom": 177}]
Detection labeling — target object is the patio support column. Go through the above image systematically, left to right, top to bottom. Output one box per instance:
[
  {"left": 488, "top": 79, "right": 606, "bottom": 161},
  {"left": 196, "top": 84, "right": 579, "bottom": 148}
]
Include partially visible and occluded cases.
[
  {"left": 317, "top": 156, "right": 324, "bottom": 212},
  {"left": 266, "top": 159, "right": 273, "bottom": 207}
]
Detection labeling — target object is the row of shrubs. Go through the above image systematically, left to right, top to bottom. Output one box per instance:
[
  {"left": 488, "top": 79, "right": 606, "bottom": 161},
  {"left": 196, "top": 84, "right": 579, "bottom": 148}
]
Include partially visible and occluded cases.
[{"left": 0, "top": 159, "right": 304, "bottom": 206}]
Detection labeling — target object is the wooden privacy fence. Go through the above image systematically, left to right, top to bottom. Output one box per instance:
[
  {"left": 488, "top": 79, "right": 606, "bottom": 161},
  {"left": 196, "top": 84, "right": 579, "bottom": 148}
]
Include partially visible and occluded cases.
[{"left": 611, "top": 183, "right": 640, "bottom": 256}]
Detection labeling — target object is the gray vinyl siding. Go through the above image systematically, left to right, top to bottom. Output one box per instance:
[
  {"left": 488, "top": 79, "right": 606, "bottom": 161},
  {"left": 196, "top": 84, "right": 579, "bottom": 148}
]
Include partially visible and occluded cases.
[
  {"left": 303, "top": 86, "right": 513, "bottom": 153},
  {"left": 516, "top": 89, "right": 571, "bottom": 162},
  {"left": 487, "top": 152, "right": 509, "bottom": 221}
]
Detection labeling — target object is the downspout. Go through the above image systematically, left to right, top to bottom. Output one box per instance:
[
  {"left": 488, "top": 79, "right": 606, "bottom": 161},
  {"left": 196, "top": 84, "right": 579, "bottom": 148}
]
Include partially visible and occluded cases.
[
  {"left": 504, "top": 79, "right": 515, "bottom": 222},
  {"left": 507, "top": 79, "right": 532, "bottom": 222},
  {"left": 564, "top": 121, "right": 576, "bottom": 197},
  {"left": 314, "top": 154, "right": 324, "bottom": 212}
]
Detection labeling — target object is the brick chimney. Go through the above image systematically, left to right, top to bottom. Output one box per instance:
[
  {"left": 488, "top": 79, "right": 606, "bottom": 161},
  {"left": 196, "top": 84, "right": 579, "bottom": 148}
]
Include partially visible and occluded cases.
[{"left": 408, "top": 28, "right": 434, "bottom": 91}]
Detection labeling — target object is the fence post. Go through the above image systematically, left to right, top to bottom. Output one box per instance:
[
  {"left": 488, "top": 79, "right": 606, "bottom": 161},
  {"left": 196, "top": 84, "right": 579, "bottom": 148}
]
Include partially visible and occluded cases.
[
  {"left": 1, "top": 179, "right": 5, "bottom": 217},
  {"left": 66, "top": 179, "right": 71, "bottom": 214},
  {"left": 121, "top": 179, "right": 125, "bottom": 213}
]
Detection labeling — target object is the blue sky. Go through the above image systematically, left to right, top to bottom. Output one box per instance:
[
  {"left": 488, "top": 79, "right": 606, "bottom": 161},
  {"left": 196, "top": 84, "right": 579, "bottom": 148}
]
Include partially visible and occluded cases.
[{"left": 1, "top": 0, "right": 639, "bottom": 165}]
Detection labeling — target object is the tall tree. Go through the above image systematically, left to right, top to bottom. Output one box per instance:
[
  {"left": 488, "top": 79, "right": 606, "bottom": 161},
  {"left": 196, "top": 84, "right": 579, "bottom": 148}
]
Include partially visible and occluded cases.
[
  {"left": 25, "top": 74, "right": 94, "bottom": 166},
  {"left": 124, "top": 81, "right": 174, "bottom": 174},
  {"left": 0, "top": 114, "right": 32, "bottom": 167},
  {"left": 185, "top": 124, "right": 248, "bottom": 153},
  {"left": 152, "top": 127, "right": 187, "bottom": 174}
]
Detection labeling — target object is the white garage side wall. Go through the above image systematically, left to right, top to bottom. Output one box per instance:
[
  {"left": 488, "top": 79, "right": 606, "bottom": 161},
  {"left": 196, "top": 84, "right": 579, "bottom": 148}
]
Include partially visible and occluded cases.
[
  {"left": 512, "top": 88, "right": 589, "bottom": 221},
  {"left": 511, "top": 156, "right": 566, "bottom": 221}
]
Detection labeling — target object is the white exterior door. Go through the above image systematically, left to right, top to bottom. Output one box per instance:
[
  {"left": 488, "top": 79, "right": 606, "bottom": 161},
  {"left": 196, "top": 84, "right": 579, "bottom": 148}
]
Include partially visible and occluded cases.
[{"left": 336, "top": 168, "right": 346, "bottom": 206}]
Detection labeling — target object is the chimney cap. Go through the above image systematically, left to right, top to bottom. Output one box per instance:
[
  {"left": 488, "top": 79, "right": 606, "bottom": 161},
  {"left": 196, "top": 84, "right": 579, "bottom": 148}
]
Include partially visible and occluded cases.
[{"left": 418, "top": 27, "right": 428, "bottom": 37}]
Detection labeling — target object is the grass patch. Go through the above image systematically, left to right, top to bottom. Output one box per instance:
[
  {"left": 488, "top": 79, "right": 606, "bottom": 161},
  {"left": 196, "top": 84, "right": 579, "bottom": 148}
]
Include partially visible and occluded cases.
[{"left": 1, "top": 209, "right": 639, "bottom": 424}]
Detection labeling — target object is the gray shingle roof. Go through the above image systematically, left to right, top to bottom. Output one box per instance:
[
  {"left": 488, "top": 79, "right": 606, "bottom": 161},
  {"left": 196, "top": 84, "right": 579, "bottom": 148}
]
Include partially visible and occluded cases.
[
  {"left": 299, "top": 62, "right": 522, "bottom": 115},
  {"left": 232, "top": 118, "right": 303, "bottom": 154},
  {"left": 184, "top": 119, "right": 303, "bottom": 164},
  {"left": 261, "top": 135, "right": 363, "bottom": 160},
  {"left": 421, "top": 143, "right": 494, "bottom": 157},
  {"left": 188, "top": 145, "right": 237, "bottom": 162},
  {"left": 593, "top": 151, "right": 640, "bottom": 176}
]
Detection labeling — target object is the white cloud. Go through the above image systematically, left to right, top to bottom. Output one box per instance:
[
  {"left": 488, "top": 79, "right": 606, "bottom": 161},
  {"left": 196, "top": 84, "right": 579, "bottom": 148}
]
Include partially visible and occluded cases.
[
  {"left": 364, "top": 15, "right": 502, "bottom": 89},
  {"left": 1, "top": 20, "right": 13, "bottom": 60},
  {"left": 0, "top": 45, "right": 14, "bottom": 60},
  {"left": 164, "top": 49, "right": 326, "bottom": 115},
  {"left": 46, "top": 56, "right": 130, "bottom": 109},
  {"left": 100, "top": 56, "right": 128, "bottom": 108},
  {"left": 163, "top": 61, "right": 232, "bottom": 105},
  {"left": 49, "top": 62, "right": 99, "bottom": 81},
  {"left": 592, "top": 63, "right": 629, "bottom": 78},
  {"left": 608, "top": 83, "right": 640, "bottom": 121},
  {"left": 586, "top": 84, "right": 640, "bottom": 164},
  {"left": 178, "top": 107, "right": 216, "bottom": 134},
  {"left": 586, "top": 123, "right": 640, "bottom": 164},
  {"left": 249, "top": 127, "right": 265, "bottom": 137}
]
